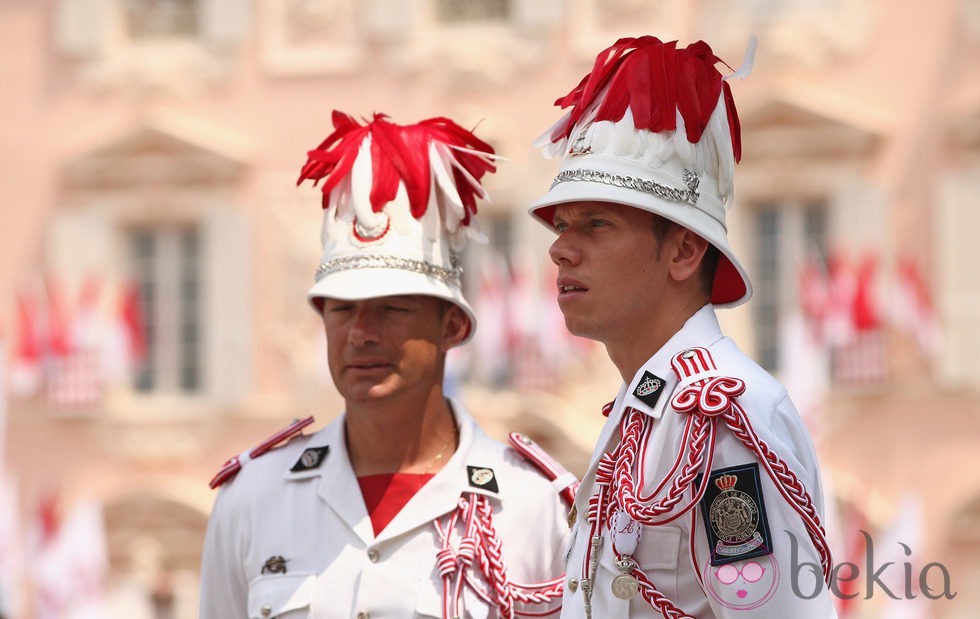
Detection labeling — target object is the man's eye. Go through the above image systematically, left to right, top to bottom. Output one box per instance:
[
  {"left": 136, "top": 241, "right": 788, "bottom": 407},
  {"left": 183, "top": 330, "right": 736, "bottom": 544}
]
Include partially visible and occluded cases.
[
  {"left": 590, "top": 219, "right": 609, "bottom": 227},
  {"left": 554, "top": 222, "right": 569, "bottom": 232},
  {"left": 327, "top": 305, "right": 353, "bottom": 313},
  {"left": 384, "top": 305, "right": 411, "bottom": 312}
]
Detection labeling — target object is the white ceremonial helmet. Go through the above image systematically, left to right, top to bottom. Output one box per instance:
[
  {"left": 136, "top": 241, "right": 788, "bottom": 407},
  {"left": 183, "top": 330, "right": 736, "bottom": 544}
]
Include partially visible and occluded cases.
[
  {"left": 529, "top": 36, "right": 755, "bottom": 308},
  {"left": 298, "top": 111, "right": 498, "bottom": 344}
]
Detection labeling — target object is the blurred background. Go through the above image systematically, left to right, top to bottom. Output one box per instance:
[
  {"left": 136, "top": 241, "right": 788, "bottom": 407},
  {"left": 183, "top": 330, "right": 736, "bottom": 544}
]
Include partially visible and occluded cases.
[{"left": 0, "top": 0, "right": 978, "bottom": 617}]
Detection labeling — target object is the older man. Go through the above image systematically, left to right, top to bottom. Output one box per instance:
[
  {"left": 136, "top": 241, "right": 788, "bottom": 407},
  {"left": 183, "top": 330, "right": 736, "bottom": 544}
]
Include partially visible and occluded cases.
[{"left": 200, "top": 111, "right": 571, "bottom": 618}]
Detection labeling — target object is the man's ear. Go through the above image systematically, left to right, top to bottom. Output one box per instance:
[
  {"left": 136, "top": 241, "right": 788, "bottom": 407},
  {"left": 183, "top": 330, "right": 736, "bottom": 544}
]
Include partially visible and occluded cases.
[
  {"left": 668, "top": 227, "right": 710, "bottom": 284},
  {"left": 441, "top": 303, "right": 471, "bottom": 351}
]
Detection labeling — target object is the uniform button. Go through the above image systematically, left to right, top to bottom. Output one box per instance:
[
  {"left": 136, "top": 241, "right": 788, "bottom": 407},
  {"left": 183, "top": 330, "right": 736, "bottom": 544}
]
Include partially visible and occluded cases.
[
  {"left": 681, "top": 349, "right": 696, "bottom": 359},
  {"left": 367, "top": 548, "right": 380, "bottom": 562},
  {"left": 568, "top": 578, "right": 578, "bottom": 592},
  {"left": 260, "top": 604, "right": 272, "bottom": 617},
  {"left": 357, "top": 611, "right": 370, "bottom": 619}
]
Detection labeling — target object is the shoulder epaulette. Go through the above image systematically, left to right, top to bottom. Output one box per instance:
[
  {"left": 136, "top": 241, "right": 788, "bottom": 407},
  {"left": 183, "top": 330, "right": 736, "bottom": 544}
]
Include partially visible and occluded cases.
[
  {"left": 208, "top": 416, "right": 315, "bottom": 489},
  {"left": 508, "top": 432, "right": 579, "bottom": 507}
]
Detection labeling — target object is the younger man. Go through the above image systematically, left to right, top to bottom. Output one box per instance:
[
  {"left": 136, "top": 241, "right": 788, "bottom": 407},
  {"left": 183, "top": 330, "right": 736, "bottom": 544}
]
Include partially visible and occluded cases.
[{"left": 529, "top": 37, "right": 837, "bottom": 618}]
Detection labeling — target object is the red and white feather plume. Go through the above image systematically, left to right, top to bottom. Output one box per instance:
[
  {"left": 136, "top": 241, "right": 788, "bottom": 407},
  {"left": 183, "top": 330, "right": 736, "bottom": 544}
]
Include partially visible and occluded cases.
[
  {"left": 536, "top": 36, "right": 752, "bottom": 203},
  {"left": 297, "top": 112, "right": 496, "bottom": 250}
]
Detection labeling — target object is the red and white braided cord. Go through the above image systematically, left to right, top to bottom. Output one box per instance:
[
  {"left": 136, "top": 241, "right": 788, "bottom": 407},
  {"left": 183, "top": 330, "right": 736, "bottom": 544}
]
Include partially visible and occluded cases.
[
  {"left": 584, "top": 346, "right": 832, "bottom": 617},
  {"left": 721, "top": 402, "right": 832, "bottom": 582},
  {"left": 615, "top": 409, "right": 717, "bottom": 525},
  {"left": 435, "top": 494, "right": 563, "bottom": 618}
]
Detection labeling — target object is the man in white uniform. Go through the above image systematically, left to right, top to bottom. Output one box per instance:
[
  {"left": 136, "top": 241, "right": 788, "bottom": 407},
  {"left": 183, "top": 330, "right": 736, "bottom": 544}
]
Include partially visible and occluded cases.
[
  {"left": 528, "top": 37, "right": 838, "bottom": 617},
  {"left": 200, "top": 112, "right": 571, "bottom": 618}
]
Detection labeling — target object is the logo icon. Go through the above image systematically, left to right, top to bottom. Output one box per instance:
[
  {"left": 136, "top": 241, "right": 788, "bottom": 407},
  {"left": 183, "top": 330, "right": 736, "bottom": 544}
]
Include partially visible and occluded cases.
[{"left": 704, "top": 554, "right": 779, "bottom": 610}]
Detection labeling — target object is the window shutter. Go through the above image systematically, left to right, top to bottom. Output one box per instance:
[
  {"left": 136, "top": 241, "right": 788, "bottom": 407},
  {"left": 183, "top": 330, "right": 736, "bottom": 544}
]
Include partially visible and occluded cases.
[
  {"left": 938, "top": 174, "right": 980, "bottom": 387},
  {"left": 201, "top": 205, "right": 252, "bottom": 401}
]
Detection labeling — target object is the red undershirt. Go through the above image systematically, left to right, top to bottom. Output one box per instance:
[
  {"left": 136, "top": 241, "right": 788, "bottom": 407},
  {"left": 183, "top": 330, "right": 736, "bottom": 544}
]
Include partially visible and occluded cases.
[{"left": 358, "top": 473, "right": 434, "bottom": 536}]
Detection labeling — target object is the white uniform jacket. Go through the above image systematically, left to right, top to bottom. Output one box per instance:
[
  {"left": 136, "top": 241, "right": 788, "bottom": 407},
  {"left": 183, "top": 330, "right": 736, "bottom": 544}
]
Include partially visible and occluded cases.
[
  {"left": 561, "top": 306, "right": 838, "bottom": 618},
  {"left": 200, "top": 400, "right": 569, "bottom": 619}
]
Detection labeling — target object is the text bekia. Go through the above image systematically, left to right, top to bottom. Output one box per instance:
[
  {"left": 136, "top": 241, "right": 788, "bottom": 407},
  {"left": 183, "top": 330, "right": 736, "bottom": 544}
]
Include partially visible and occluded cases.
[{"left": 788, "top": 530, "right": 956, "bottom": 600}]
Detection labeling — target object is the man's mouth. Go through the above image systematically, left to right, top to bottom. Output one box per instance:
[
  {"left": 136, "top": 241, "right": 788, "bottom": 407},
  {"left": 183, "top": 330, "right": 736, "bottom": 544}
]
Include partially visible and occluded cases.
[
  {"left": 557, "top": 279, "right": 588, "bottom": 295},
  {"left": 348, "top": 361, "right": 390, "bottom": 370}
]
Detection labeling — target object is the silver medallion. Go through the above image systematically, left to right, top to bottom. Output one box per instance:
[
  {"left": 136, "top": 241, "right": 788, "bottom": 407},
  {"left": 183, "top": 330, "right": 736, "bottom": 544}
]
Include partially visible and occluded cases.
[
  {"left": 611, "top": 555, "right": 639, "bottom": 600},
  {"left": 611, "top": 572, "right": 639, "bottom": 600}
]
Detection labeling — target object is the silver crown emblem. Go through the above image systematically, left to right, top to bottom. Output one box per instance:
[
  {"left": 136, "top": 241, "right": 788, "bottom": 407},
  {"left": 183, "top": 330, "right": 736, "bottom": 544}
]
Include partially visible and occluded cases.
[{"left": 636, "top": 376, "right": 662, "bottom": 397}]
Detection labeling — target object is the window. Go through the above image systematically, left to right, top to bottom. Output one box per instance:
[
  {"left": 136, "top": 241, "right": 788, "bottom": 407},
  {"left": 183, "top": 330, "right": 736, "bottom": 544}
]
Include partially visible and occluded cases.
[
  {"left": 125, "top": 0, "right": 200, "bottom": 40},
  {"left": 435, "top": 0, "right": 510, "bottom": 23},
  {"left": 750, "top": 202, "right": 827, "bottom": 373},
  {"left": 129, "top": 226, "right": 202, "bottom": 393}
]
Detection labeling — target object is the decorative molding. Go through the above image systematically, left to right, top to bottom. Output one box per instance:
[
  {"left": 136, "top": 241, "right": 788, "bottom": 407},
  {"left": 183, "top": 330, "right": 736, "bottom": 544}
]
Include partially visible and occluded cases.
[
  {"left": 259, "top": 0, "right": 365, "bottom": 75},
  {"left": 739, "top": 98, "right": 880, "bottom": 161},
  {"left": 63, "top": 123, "right": 247, "bottom": 190}
]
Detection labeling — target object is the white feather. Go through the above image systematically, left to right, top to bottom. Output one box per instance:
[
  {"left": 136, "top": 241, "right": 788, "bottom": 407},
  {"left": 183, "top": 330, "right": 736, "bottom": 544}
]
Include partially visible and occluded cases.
[
  {"left": 724, "top": 35, "right": 758, "bottom": 82},
  {"left": 704, "top": 92, "right": 735, "bottom": 202},
  {"left": 671, "top": 111, "right": 695, "bottom": 165},
  {"left": 534, "top": 112, "right": 573, "bottom": 157},
  {"left": 349, "top": 135, "right": 387, "bottom": 234},
  {"left": 430, "top": 143, "right": 465, "bottom": 234},
  {"left": 437, "top": 143, "right": 491, "bottom": 246},
  {"left": 385, "top": 185, "right": 412, "bottom": 235},
  {"left": 420, "top": 192, "right": 440, "bottom": 244}
]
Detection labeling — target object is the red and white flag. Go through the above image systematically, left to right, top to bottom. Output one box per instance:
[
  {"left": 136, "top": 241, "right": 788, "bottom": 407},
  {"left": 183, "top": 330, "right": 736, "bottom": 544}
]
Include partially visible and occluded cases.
[
  {"left": 823, "top": 251, "right": 858, "bottom": 348},
  {"left": 798, "top": 252, "right": 831, "bottom": 343},
  {"left": 892, "top": 253, "right": 942, "bottom": 359},
  {"left": 850, "top": 254, "right": 880, "bottom": 333},
  {"left": 43, "top": 276, "right": 73, "bottom": 360},
  {"left": 46, "top": 277, "right": 105, "bottom": 409},
  {"left": 70, "top": 277, "right": 103, "bottom": 351},
  {"left": 102, "top": 281, "right": 148, "bottom": 384},
  {"left": 120, "top": 281, "right": 148, "bottom": 365},
  {"left": 10, "top": 291, "right": 43, "bottom": 398},
  {"left": 1, "top": 336, "right": 26, "bottom": 618},
  {"left": 0, "top": 471, "right": 25, "bottom": 618},
  {"left": 32, "top": 496, "right": 109, "bottom": 619}
]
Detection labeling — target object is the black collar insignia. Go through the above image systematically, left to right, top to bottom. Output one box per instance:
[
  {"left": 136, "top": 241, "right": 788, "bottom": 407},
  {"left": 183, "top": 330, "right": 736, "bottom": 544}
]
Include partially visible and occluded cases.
[
  {"left": 633, "top": 371, "right": 666, "bottom": 408},
  {"left": 290, "top": 446, "right": 329, "bottom": 472},
  {"left": 467, "top": 465, "right": 499, "bottom": 493},
  {"left": 261, "top": 555, "right": 288, "bottom": 574}
]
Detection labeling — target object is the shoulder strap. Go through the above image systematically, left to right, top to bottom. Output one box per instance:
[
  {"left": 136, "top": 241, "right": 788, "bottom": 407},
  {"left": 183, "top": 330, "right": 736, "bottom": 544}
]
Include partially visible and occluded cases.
[
  {"left": 208, "top": 416, "right": 315, "bottom": 489},
  {"left": 508, "top": 432, "right": 579, "bottom": 507}
]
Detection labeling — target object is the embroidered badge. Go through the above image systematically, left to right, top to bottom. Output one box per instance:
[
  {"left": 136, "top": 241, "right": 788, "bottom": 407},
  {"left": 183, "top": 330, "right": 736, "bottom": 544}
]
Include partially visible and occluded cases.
[
  {"left": 632, "top": 371, "right": 666, "bottom": 408},
  {"left": 290, "top": 446, "right": 329, "bottom": 472},
  {"left": 696, "top": 463, "right": 773, "bottom": 566},
  {"left": 467, "top": 466, "right": 499, "bottom": 493},
  {"left": 261, "top": 555, "right": 288, "bottom": 574}
]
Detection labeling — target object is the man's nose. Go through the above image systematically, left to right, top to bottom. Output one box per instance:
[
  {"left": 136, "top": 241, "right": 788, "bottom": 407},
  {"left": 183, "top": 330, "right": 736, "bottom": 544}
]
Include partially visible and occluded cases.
[
  {"left": 549, "top": 232, "right": 581, "bottom": 266},
  {"left": 348, "top": 305, "right": 381, "bottom": 346}
]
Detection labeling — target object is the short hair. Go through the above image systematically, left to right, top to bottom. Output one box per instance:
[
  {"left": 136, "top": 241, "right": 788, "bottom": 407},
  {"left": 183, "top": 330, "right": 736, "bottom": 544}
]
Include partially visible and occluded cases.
[{"left": 651, "top": 214, "right": 719, "bottom": 297}]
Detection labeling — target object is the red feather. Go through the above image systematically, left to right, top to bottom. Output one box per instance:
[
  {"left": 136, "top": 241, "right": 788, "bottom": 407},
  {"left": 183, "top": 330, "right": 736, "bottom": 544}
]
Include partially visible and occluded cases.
[
  {"left": 550, "top": 36, "right": 741, "bottom": 156},
  {"left": 297, "top": 112, "right": 496, "bottom": 221}
]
